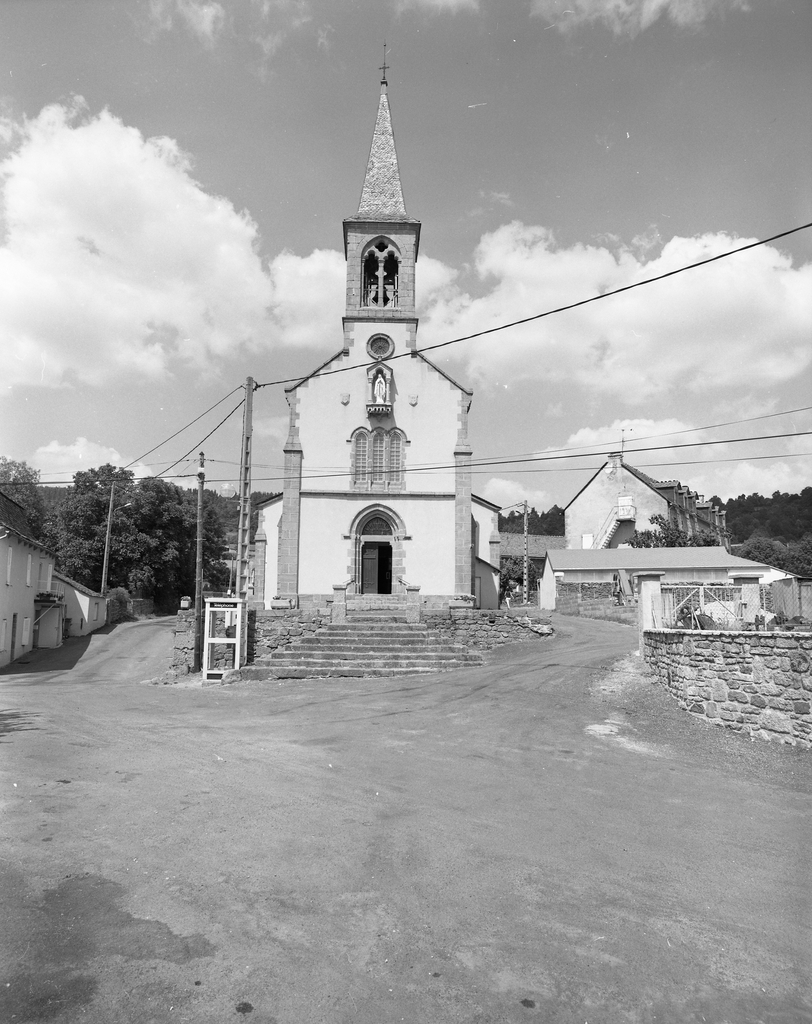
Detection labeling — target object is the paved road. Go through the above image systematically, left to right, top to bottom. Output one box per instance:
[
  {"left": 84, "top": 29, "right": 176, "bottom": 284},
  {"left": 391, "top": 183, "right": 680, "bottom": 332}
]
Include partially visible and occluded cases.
[{"left": 1, "top": 615, "right": 810, "bottom": 1024}]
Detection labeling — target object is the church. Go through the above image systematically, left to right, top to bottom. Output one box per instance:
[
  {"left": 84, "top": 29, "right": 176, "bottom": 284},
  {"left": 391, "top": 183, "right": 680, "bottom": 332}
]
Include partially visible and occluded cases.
[{"left": 255, "top": 73, "right": 501, "bottom": 611}]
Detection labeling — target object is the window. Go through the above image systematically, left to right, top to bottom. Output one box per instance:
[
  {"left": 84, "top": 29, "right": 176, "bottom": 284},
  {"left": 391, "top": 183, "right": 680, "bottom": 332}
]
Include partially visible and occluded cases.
[
  {"left": 362, "top": 239, "right": 399, "bottom": 308},
  {"left": 352, "top": 428, "right": 407, "bottom": 488},
  {"left": 353, "top": 431, "right": 368, "bottom": 484},
  {"left": 371, "top": 431, "right": 386, "bottom": 483},
  {"left": 389, "top": 431, "right": 403, "bottom": 485},
  {"left": 6, "top": 548, "right": 12, "bottom": 585},
  {"left": 26, "top": 554, "right": 32, "bottom": 586},
  {"left": 46, "top": 564, "right": 52, "bottom": 590},
  {"left": 21, "top": 617, "right": 30, "bottom": 647},
  {"left": 0, "top": 619, "right": 6, "bottom": 651}
]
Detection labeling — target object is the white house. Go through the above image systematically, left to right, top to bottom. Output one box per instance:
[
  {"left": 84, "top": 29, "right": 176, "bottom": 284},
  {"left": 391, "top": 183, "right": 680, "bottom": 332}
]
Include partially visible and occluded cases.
[
  {"left": 255, "top": 77, "right": 501, "bottom": 610},
  {"left": 565, "top": 453, "right": 729, "bottom": 550},
  {"left": 0, "top": 492, "right": 59, "bottom": 668},
  {"left": 55, "top": 572, "right": 107, "bottom": 638}
]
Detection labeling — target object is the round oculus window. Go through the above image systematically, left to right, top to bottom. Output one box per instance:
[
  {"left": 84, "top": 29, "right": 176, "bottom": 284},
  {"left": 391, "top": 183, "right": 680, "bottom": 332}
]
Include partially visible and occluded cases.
[{"left": 367, "top": 335, "right": 394, "bottom": 360}]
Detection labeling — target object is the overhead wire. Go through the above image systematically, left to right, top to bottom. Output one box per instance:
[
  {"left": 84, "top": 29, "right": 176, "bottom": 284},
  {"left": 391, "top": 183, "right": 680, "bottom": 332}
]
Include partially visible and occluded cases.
[
  {"left": 254, "top": 221, "right": 812, "bottom": 391},
  {"left": 156, "top": 399, "right": 245, "bottom": 479}
]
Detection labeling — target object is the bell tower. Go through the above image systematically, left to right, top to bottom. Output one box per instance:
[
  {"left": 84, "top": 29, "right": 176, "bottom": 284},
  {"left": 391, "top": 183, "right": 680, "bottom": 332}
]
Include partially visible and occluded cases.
[{"left": 342, "top": 67, "right": 421, "bottom": 348}]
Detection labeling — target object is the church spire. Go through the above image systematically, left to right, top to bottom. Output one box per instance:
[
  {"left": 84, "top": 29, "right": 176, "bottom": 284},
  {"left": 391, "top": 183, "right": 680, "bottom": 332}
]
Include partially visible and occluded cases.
[{"left": 357, "top": 66, "right": 407, "bottom": 220}]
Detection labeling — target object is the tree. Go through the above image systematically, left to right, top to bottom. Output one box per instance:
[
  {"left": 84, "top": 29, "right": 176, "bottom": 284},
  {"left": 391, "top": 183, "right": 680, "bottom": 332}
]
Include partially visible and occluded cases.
[
  {"left": 0, "top": 457, "right": 46, "bottom": 539},
  {"left": 42, "top": 465, "right": 229, "bottom": 610},
  {"left": 499, "top": 505, "right": 565, "bottom": 535},
  {"left": 629, "top": 514, "right": 719, "bottom": 549},
  {"left": 499, "top": 556, "right": 540, "bottom": 602}
]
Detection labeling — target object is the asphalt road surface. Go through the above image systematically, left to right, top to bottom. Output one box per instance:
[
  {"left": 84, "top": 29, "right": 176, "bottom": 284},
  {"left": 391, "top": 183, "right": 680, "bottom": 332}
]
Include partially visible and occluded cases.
[{"left": 1, "top": 615, "right": 810, "bottom": 1024}]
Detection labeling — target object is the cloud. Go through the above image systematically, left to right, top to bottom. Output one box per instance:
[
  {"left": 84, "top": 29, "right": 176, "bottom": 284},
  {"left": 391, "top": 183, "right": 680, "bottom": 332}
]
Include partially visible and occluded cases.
[
  {"left": 148, "top": 0, "right": 226, "bottom": 45},
  {"left": 398, "top": 0, "right": 479, "bottom": 11},
  {"left": 531, "top": 0, "right": 749, "bottom": 36},
  {"left": 0, "top": 99, "right": 273, "bottom": 389},
  {"left": 418, "top": 222, "right": 812, "bottom": 402},
  {"left": 266, "top": 248, "right": 345, "bottom": 349},
  {"left": 32, "top": 438, "right": 153, "bottom": 481},
  {"left": 480, "top": 477, "right": 551, "bottom": 511}
]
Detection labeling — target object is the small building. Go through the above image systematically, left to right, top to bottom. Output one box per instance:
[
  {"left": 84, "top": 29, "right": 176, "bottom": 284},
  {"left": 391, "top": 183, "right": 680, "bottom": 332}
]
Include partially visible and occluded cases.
[
  {"left": 564, "top": 453, "right": 729, "bottom": 550},
  {"left": 0, "top": 491, "right": 60, "bottom": 668},
  {"left": 499, "top": 533, "right": 566, "bottom": 574},
  {"left": 540, "top": 546, "right": 774, "bottom": 610},
  {"left": 55, "top": 572, "right": 107, "bottom": 637}
]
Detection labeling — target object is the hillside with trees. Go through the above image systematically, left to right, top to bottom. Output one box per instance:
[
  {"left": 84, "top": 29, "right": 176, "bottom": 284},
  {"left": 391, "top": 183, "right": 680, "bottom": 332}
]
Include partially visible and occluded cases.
[{"left": 499, "top": 505, "right": 565, "bottom": 535}]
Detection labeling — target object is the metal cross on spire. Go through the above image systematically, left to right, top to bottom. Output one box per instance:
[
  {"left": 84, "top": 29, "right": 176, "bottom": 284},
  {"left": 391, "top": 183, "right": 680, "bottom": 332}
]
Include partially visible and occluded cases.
[{"left": 379, "top": 42, "right": 389, "bottom": 86}]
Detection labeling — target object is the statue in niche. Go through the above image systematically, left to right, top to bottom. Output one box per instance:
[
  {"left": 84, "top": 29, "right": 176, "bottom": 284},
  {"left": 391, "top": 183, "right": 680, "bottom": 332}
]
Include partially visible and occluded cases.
[{"left": 373, "top": 373, "right": 387, "bottom": 404}]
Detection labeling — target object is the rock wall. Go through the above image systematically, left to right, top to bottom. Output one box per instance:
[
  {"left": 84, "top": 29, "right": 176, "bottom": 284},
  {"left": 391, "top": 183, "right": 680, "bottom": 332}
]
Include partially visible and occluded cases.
[
  {"left": 250, "top": 609, "right": 332, "bottom": 661},
  {"left": 423, "top": 609, "right": 553, "bottom": 651},
  {"left": 172, "top": 610, "right": 195, "bottom": 675},
  {"left": 644, "top": 629, "right": 812, "bottom": 748}
]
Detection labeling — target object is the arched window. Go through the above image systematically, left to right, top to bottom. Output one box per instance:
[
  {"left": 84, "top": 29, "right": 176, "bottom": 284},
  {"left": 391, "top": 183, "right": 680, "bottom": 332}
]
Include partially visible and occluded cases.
[
  {"left": 362, "top": 239, "right": 400, "bottom": 308},
  {"left": 350, "top": 428, "right": 407, "bottom": 489},
  {"left": 353, "top": 430, "right": 368, "bottom": 485},
  {"left": 371, "top": 430, "right": 386, "bottom": 483},
  {"left": 389, "top": 431, "right": 403, "bottom": 485},
  {"left": 361, "top": 516, "right": 392, "bottom": 535}
]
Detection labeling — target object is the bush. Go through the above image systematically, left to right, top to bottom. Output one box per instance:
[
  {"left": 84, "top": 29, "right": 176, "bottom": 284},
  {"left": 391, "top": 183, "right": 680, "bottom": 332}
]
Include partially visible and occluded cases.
[{"left": 107, "top": 587, "right": 131, "bottom": 624}]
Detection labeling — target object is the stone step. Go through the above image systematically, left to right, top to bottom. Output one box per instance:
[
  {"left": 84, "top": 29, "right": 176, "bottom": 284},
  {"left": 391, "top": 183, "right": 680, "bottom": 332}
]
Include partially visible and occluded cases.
[
  {"left": 293, "top": 638, "right": 446, "bottom": 650},
  {"left": 260, "top": 651, "right": 482, "bottom": 666},
  {"left": 258, "top": 665, "right": 461, "bottom": 679}
]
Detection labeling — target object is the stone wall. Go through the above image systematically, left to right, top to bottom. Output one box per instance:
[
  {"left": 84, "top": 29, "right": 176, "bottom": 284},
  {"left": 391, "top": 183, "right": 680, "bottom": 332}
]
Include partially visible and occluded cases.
[
  {"left": 554, "top": 597, "right": 637, "bottom": 626},
  {"left": 250, "top": 609, "right": 332, "bottom": 661},
  {"left": 423, "top": 609, "right": 553, "bottom": 651},
  {"left": 172, "top": 610, "right": 195, "bottom": 675},
  {"left": 644, "top": 628, "right": 812, "bottom": 748}
]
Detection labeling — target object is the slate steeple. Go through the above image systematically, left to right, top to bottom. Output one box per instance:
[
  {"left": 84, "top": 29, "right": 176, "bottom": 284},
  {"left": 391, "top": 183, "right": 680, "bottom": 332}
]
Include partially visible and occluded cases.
[{"left": 357, "top": 83, "right": 407, "bottom": 220}]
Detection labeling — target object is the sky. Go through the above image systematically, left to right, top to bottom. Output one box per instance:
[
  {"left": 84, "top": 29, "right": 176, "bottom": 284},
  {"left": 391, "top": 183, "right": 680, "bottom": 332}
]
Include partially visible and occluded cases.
[{"left": 1, "top": 0, "right": 811, "bottom": 514}]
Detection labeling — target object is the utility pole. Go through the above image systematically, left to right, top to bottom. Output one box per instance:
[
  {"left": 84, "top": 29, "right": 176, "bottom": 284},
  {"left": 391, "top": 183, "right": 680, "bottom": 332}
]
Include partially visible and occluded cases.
[
  {"left": 235, "top": 377, "right": 254, "bottom": 600},
  {"left": 194, "top": 452, "right": 205, "bottom": 673},
  {"left": 101, "top": 482, "right": 116, "bottom": 596},
  {"left": 523, "top": 500, "right": 529, "bottom": 605}
]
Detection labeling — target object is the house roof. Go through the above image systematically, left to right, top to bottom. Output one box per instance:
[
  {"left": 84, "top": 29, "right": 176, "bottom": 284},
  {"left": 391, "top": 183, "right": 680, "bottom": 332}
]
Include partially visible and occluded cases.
[
  {"left": 356, "top": 85, "right": 407, "bottom": 220},
  {"left": 0, "top": 490, "right": 53, "bottom": 553},
  {"left": 0, "top": 490, "right": 32, "bottom": 536},
  {"left": 500, "top": 534, "right": 567, "bottom": 558},
  {"left": 547, "top": 547, "right": 770, "bottom": 573},
  {"left": 53, "top": 571, "right": 104, "bottom": 599}
]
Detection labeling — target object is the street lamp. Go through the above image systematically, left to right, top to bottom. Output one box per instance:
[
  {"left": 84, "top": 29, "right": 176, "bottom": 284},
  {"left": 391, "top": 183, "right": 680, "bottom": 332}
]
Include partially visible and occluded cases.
[{"left": 101, "top": 482, "right": 132, "bottom": 595}]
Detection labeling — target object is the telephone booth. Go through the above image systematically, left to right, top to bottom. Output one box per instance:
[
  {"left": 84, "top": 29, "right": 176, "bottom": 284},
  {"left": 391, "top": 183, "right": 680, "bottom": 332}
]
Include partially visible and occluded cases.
[{"left": 203, "top": 596, "right": 246, "bottom": 681}]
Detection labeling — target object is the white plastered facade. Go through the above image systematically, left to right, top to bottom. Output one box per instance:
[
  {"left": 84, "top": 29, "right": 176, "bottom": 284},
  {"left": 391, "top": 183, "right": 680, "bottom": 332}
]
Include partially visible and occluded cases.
[{"left": 256, "top": 83, "right": 500, "bottom": 609}]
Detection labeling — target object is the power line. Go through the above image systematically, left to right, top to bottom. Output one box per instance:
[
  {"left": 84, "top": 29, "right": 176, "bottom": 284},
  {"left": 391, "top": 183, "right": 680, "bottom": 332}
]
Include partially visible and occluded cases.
[
  {"left": 254, "top": 220, "right": 812, "bottom": 391},
  {"left": 125, "top": 384, "right": 243, "bottom": 469},
  {"left": 157, "top": 399, "right": 245, "bottom": 479},
  {"left": 160, "top": 429, "right": 812, "bottom": 486}
]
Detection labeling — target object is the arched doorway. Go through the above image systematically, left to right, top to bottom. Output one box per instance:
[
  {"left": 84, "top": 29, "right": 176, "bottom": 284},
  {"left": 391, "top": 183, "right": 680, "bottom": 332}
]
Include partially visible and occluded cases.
[{"left": 359, "top": 514, "right": 393, "bottom": 595}]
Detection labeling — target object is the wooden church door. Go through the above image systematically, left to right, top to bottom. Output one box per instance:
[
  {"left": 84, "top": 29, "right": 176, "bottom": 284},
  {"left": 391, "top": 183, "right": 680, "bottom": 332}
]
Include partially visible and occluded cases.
[{"left": 361, "top": 543, "right": 392, "bottom": 594}]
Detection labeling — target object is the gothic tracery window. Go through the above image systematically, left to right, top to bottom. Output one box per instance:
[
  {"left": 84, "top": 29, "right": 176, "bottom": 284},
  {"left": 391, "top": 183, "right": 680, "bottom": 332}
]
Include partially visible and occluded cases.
[
  {"left": 362, "top": 239, "right": 399, "bottom": 308},
  {"left": 351, "top": 428, "right": 407, "bottom": 488}
]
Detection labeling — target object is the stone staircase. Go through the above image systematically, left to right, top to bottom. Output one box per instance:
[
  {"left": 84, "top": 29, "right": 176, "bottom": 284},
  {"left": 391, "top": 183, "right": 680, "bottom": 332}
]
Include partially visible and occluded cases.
[{"left": 249, "top": 610, "right": 484, "bottom": 679}]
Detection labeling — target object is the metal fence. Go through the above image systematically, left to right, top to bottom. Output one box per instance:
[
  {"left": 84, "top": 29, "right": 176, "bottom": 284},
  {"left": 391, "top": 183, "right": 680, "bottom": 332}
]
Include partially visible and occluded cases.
[
  {"left": 771, "top": 578, "right": 812, "bottom": 622},
  {"left": 661, "top": 585, "right": 751, "bottom": 629}
]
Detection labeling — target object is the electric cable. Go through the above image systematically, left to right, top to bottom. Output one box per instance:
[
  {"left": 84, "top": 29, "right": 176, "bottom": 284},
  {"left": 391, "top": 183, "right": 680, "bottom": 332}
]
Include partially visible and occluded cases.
[
  {"left": 254, "top": 221, "right": 812, "bottom": 391},
  {"left": 124, "top": 384, "right": 243, "bottom": 469},
  {"left": 156, "top": 399, "right": 245, "bottom": 479}
]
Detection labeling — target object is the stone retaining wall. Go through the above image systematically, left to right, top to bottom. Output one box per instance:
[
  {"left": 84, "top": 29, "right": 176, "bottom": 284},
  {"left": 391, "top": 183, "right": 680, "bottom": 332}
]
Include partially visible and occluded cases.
[
  {"left": 554, "top": 596, "right": 637, "bottom": 626},
  {"left": 173, "top": 607, "right": 554, "bottom": 672},
  {"left": 250, "top": 609, "right": 332, "bottom": 661},
  {"left": 423, "top": 609, "right": 553, "bottom": 651},
  {"left": 172, "top": 610, "right": 195, "bottom": 675},
  {"left": 644, "top": 629, "right": 812, "bottom": 748}
]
